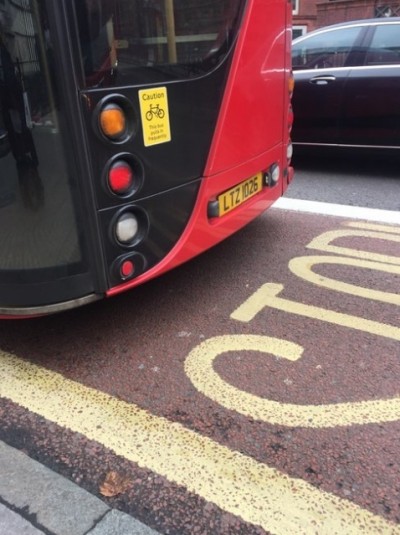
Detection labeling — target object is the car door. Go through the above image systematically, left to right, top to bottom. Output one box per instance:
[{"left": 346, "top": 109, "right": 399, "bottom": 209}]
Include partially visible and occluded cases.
[
  {"left": 339, "top": 22, "right": 400, "bottom": 148},
  {"left": 292, "top": 25, "right": 366, "bottom": 145}
]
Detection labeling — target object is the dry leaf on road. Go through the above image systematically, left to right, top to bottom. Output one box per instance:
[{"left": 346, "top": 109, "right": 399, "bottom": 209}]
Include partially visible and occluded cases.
[{"left": 99, "top": 470, "right": 131, "bottom": 497}]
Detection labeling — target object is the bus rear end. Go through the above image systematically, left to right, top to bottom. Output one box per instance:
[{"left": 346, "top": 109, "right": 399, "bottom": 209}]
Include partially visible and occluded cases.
[{"left": 0, "top": 0, "right": 293, "bottom": 317}]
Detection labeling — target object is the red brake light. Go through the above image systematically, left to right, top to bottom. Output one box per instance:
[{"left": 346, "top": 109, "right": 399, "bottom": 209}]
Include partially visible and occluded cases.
[
  {"left": 108, "top": 161, "right": 134, "bottom": 195},
  {"left": 120, "top": 260, "right": 135, "bottom": 278}
]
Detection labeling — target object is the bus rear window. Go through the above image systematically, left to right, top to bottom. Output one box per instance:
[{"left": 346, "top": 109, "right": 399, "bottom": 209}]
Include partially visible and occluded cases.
[{"left": 75, "top": 0, "right": 243, "bottom": 88}]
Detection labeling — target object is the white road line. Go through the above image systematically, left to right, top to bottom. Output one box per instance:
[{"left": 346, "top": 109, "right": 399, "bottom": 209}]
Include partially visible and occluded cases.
[{"left": 274, "top": 198, "right": 400, "bottom": 224}]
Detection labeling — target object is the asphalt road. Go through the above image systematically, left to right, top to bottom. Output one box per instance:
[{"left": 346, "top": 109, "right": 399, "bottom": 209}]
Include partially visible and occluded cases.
[
  {"left": 0, "top": 150, "right": 399, "bottom": 534},
  {"left": 287, "top": 151, "right": 400, "bottom": 211}
]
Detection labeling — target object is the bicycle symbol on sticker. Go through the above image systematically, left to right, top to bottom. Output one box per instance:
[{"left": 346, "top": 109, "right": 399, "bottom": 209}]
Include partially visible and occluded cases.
[{"left": 146, "top": 104, "right": 165, "bottom": 121}]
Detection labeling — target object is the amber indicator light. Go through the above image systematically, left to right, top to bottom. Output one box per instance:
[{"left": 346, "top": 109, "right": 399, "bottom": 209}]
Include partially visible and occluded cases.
[{"left": 100, "top": 103, "right": 126, "bottom": 139}]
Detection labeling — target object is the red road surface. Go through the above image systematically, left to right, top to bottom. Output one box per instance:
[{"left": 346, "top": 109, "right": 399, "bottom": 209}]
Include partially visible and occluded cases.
[{"left": 0, "top": 207, "right": 399, "bottom": 534}]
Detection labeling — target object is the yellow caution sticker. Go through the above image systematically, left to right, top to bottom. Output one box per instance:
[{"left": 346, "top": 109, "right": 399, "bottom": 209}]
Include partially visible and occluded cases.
[{"left": 138, "top": 87, "right": 171, "bottom": 147}]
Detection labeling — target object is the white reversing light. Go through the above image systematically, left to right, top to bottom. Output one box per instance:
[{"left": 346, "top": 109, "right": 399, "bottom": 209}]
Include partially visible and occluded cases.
[{"left": 115, "top": 212, "right": 139, "bottom": 244}]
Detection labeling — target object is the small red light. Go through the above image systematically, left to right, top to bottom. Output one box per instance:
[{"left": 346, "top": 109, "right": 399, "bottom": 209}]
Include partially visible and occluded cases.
[
  {"left": 108, "top": 162, "right": 133, "bottom": 194},
  {"left": 120, "top": 260, "right": 135, "bottom": 278}
]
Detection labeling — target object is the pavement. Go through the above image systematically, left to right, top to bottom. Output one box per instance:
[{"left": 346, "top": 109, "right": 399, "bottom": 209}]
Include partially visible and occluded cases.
[{"left": 0, "top": 440, "right": 160, "bottom": 535}]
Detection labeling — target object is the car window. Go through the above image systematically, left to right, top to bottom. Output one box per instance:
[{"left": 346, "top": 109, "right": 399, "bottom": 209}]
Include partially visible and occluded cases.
[
  {"left": 364, "top": 24, "right": 400, "bottom": 65},
  {"left": 292, "top": 27, "right": 362, "bottom": 70}
]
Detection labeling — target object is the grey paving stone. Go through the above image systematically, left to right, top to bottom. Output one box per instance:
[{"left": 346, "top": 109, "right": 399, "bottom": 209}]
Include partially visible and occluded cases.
[
  {"left": 0, "top": 441, "right": 109, "bottom": 535},
  {"left": 0, "top": 503, "right": 45, "bottom": 535},
  {"left": 88, "top": 509, "right": 160, "bottom": 535}
]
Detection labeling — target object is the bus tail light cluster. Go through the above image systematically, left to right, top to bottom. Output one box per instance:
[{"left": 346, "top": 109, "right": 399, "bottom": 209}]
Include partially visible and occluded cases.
[{"left": 95, "top": 94, "right": 148, "bottom": 284}]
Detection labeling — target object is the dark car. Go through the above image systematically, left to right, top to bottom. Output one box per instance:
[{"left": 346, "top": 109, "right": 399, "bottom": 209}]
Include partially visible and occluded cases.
[{"left": 291, "top": 18, "right": 400, "bottom": 151}]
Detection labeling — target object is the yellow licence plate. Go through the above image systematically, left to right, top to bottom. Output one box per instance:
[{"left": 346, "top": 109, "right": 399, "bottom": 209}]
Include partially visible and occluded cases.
[{"left": 218, "top": 173, "right": 263, "bottom": 216}]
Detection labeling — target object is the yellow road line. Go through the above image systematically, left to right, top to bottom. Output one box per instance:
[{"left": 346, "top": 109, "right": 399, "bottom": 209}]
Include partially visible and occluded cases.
[
  {"left": 344, "top": 222, "right": 400, "bottom": 234},
  {"left": 307, "top": 229, "right": 400, "bottom": 265},
  {"left": 289, "top": 256, "right": 400, "bottom": 305},
  {"left": 231, "top": 283, "right": 400, "bottom": 341},
  {"left": 185, "top": 335, "right": 400, "bottom": 428},
  {"left": 0, "top": 351, "right": 399, "bottom": 534}
]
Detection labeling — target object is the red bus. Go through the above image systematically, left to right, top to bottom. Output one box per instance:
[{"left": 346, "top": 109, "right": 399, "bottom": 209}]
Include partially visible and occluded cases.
[{"left": 0, "top": 0, "right": 293, "bottom": 318}]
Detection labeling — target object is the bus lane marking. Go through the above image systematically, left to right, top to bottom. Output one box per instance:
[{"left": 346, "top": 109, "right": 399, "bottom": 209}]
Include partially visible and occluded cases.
[
  {"left": 344, "top": 222, "right": 400, "bottom": 234},
  {"left": 222, "top": 223, "right": 400, "bottom": 427},
  {"left": 306, "top": 229, "right": 400, "bottom": 265},
  {"left": 288, "top": 256, "right": 400, "bottom": 305},
  {"left": 231, "top": 283, "right": 400, "bottom": 341},
  {"left": 184, "top": 334, "right": 400, "bottom": 428},
  {"left": 0, "top": 350, "right": 399, "bottom": 535}
]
